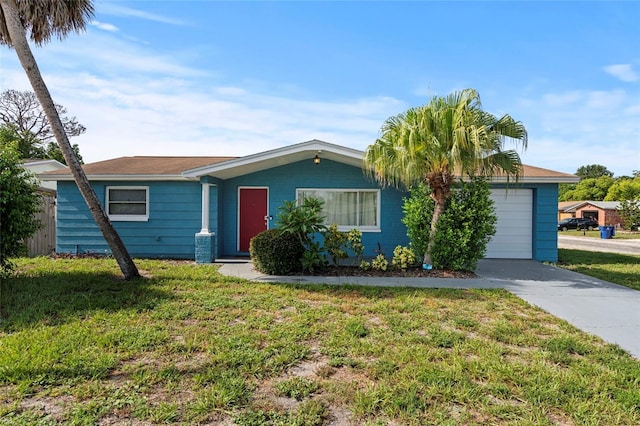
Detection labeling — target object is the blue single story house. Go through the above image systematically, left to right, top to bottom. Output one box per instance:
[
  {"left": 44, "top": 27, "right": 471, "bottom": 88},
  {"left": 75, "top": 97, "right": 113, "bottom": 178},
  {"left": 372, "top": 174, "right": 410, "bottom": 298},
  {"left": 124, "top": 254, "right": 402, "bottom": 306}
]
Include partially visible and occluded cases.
[{"left": 40, "top": 140, "right": 578, "bottom": 263}]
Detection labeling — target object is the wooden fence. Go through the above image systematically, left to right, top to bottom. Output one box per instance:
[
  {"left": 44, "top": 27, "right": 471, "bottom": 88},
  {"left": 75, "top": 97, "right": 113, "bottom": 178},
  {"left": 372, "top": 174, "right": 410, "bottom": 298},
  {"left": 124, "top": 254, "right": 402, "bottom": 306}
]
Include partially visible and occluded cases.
[{"left": 25, "top": 193, "right": 56, "bottom": 257}]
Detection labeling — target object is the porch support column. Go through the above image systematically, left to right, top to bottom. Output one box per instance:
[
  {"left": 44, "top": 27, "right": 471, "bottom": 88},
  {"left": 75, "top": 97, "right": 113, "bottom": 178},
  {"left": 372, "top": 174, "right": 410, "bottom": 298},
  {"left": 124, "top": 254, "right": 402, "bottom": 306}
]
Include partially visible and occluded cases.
[
  {"left": 200, "top": 182, "right": 211, "bottom": 234},
  {"left": 195, "top": 183, "right": 215, "bottom": 263}
]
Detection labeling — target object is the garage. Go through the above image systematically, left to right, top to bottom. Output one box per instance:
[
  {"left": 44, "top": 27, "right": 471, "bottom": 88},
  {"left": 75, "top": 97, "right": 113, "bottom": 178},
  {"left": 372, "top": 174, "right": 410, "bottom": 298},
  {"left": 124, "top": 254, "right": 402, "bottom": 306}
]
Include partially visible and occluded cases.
[{"left": 485, "top": 188, "right": 533, "bottom": 259}]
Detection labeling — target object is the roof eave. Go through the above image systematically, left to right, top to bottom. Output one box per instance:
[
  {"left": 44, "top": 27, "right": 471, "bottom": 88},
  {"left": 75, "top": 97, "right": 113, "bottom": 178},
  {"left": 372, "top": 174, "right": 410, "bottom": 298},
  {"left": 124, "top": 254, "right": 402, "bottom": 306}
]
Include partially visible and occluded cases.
[
  {"left": 182, "top": 139, "right": 364, "bottom": 179},
  {"left": 38, "top": 174, "right": 194, "bottom": 182},
  {"left": 489, "top": 176, "right": 580, "bottom": 184}
]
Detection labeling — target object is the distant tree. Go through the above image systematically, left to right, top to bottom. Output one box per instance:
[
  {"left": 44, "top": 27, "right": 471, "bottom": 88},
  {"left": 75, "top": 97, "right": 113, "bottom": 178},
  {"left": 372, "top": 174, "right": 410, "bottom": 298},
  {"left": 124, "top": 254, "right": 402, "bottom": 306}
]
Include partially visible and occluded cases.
[
  {"left": 0, "top": 0, "right": 140, "bottom": 280},
  {"left": 0, "top": 89, "right": 84, "bottom": 164},
  {"left": 0, "top": 122, "right": 42, "bottom": 157},
  {"left": 44, "top": 141, "right": 82, "bottom": 164},
  {"left": 0, "top": 143, "right": 42, "bottom": 275},
  {"left": 575, "top": 164, "right": 613, "bottom": 180},
  {"left": 633, "top": 170, "right": 640, "bottom": 178},
  {"left": 559, "top": 176, "right": 615, "bottom": 201},
  {"left": 605, "top": 177, "right": 640, "bottom": 201},
  {"left": 558, "top": 183, "right": 574, "bottom": 201},
  {"left": 617, "top": 199, "right": 640, "bottom": 230}
]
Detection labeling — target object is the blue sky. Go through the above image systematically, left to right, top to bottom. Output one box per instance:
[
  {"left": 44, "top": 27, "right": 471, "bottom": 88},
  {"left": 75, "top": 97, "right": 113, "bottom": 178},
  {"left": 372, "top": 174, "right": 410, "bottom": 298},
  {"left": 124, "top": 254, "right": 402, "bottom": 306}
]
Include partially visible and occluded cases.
[{"left": 1, "top": 1, "right": 639, "bottom": 176}]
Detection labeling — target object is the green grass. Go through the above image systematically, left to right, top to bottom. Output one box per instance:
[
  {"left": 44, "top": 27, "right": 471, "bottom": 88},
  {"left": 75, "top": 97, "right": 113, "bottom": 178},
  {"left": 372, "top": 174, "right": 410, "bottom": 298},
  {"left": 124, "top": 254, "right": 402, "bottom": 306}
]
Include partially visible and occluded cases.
[
  {"left": 560, "top": 229, "right": 640, "bottom": 239},
  {"left": 557, "top": 249, "right": 640, "bottom": 290},
  {"left": 1, "top": 257, "right": 639, "bottom": 425}
]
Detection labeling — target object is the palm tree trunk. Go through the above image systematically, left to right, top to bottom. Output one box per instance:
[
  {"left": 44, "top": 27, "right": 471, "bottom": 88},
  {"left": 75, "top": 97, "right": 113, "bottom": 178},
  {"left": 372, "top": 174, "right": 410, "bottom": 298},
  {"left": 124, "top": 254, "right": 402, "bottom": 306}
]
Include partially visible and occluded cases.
[
  {"left": 1, "top": 0, "right": 140, "bottom": 280},
  {"left": 423, "top": 173, "right": 451, "bottom": 267},
  {"left": 423, "top": 194, "right": 446, "bottom": 266}
]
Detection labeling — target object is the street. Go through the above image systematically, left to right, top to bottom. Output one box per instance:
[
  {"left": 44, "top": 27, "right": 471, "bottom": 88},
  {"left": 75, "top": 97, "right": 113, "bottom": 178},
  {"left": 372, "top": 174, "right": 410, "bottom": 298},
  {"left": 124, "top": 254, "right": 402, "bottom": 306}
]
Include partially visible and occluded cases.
[{"left": 558, "top": 234, "right": 640, "bottom": 256}]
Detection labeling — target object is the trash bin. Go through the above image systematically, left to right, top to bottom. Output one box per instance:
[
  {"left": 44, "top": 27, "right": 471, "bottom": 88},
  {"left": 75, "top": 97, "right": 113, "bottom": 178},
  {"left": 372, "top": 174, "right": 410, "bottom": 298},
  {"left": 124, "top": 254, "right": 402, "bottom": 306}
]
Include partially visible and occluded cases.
[{"left": 599, "top": 226, "right": 614, "bottom": 239}]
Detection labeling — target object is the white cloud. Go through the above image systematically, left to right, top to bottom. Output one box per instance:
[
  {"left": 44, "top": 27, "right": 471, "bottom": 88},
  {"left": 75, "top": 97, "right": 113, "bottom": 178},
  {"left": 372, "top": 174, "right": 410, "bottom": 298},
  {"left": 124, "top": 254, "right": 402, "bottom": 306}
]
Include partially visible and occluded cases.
[
  {"left": 97, "top": 3, "right": 189, "bottom": 26},
  {"left": 90, "top": 20, "right": 119, "bottom": 32},
  {"left": 34, "top": 31, "right": 208, "bottom": 78},
  {"left": 0, "top": 35, "right": 404, "bottom": 164},
  {"left": 603, "top": 64, "right": 639, "bottom": 83},
  {"left": 516, "top": 89, "right": 640, "bottom": 176}
]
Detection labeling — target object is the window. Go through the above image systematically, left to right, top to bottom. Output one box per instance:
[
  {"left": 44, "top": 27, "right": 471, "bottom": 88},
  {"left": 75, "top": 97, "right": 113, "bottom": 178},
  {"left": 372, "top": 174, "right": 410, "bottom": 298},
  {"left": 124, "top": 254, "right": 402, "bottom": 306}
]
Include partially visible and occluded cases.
[
  {"left": 106, "top": 186, "right": 149, "bottom": 221},
  {"left": 296, "top": 189, "right": 380, "bottom": 231}
]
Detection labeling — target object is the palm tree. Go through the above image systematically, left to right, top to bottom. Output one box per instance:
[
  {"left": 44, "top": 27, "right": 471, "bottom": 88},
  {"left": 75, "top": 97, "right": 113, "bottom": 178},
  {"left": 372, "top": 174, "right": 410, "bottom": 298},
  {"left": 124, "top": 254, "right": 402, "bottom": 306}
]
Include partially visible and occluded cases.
[
  {"left": 0, "top": 0, "right": 140, "bottom": 280},
  {"left": 363, "top": 88, "right": 528, "bottom": 266}
]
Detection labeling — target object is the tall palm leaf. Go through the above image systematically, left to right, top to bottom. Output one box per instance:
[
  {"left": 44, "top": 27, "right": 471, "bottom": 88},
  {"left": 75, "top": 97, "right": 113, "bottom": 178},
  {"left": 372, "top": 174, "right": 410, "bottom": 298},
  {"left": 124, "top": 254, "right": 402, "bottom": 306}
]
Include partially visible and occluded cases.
[
  {"left": 0, "top": 0, "right": 140, "bottom": 279},
  {"left": 364, "top": 88, "right": 527, "bottom": 266}
]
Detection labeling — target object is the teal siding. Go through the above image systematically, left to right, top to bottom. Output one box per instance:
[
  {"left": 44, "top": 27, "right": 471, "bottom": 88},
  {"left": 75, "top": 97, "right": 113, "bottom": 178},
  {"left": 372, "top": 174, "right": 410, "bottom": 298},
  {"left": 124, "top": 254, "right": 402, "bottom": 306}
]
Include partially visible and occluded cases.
[
  {"left": 220, "top": 159, "right": 409, "bottom": 257},
  {"left": 55, "top": 165, "right": 560, "bottom": 262},
  {"left": 56, "top": 181, "right": 202, "bottom": 258},
  {"left": 532, "top": 184, "right": 560, "bottom": 262}
]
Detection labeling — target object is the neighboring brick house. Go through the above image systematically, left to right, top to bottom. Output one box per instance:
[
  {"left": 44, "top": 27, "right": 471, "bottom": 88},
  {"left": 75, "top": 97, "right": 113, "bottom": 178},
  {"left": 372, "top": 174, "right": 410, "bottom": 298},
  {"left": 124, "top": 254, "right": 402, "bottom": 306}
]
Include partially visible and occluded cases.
[{"left": 560, "top": 201, "right": 623, "bottom": 227}]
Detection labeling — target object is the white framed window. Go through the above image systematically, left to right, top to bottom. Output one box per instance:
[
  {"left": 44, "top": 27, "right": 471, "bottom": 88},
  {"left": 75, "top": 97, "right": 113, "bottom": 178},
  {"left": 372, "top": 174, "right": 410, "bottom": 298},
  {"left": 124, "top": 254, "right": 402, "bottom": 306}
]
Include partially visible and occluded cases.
[
  {"left": 106, "top": 186, "right": 149, "bottom": 221},
  {"left": 296, "top": 188, "right": 380, "bottom": 232}
]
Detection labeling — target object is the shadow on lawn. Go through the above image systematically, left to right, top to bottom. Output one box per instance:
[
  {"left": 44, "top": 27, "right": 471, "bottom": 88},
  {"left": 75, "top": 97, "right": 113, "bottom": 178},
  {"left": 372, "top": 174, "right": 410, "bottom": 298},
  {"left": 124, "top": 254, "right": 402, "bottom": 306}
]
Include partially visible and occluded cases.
[{"left": 0, "top": 270, "right": 172, "bottom": 331}]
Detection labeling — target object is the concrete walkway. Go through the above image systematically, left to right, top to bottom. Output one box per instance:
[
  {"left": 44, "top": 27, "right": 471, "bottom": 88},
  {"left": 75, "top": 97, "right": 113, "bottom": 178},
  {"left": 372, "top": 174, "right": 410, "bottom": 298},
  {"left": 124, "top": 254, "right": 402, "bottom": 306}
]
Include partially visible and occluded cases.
[{"left": 216, "top": 259, "right": 640, "bottom": 358}]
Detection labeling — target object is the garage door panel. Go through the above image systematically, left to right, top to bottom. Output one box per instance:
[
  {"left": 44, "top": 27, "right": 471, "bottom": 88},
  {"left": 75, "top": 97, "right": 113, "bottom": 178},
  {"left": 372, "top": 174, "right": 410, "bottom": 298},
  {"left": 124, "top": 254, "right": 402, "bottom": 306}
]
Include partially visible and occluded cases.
[{"left": 486, "top": 189, "right": 532, "bottom": 259}]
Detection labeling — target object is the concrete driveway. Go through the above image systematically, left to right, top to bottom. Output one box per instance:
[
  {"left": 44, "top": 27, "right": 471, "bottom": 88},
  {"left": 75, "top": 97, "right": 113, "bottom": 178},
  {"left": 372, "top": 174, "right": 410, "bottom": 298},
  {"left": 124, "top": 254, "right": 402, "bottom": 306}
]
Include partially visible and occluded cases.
[
  {"left": 217, "top": 258, "right": 640, "bottom": 359},
  {"left": 476, "top": 260, "right": 640, "bottom": 359}
]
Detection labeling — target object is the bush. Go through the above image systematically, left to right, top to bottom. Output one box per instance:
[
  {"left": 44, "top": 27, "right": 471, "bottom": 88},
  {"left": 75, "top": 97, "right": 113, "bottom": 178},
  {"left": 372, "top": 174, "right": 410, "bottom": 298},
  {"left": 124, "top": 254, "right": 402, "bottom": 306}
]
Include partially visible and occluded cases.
[
  {"left": 1, "top": 143, "right": 42, "bottom": 275},
  {"left": 402, "top": 178, "right": 497, "bottom": 271},
  {"left": 402, "top": 183, "right": 433, "bottom": 261},
  {"left": 277, "top": 197, "right": 328, "bottom": 272},
  {"left": 277, "top": 197, "right": 326, "bottom": 246},
  {"left": 324, "top": 224, "right": 348, "bottom": 265},
  {"left": 323, "top": 225, "right": 365, "bottom": 266},
  {"left": 249, "top": 229, "right": 304, "bottom": 275},
  {"left": 301, "top": 241, "right": 328, "bottom": 273},
  {"left": 392, "top": 245, "right": 418, "bottom": 270},
  {"left": 371, "top": 254, "right": 389, "bottom": 271}
]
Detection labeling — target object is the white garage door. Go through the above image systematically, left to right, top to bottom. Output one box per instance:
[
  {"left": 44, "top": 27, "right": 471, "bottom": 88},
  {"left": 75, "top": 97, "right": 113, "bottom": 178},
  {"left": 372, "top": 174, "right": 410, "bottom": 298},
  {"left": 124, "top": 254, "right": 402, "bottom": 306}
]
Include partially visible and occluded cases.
[{"left": 486, "top": 188, "right": 533, "bottom": 259}]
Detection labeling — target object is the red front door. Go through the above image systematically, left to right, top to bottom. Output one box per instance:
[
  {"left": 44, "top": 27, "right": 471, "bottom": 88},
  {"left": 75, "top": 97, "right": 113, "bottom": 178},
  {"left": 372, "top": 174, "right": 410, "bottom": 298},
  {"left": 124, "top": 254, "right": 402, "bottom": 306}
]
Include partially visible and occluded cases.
[{"left": 239, "top": 188, "right": 268, "bottom": 252}]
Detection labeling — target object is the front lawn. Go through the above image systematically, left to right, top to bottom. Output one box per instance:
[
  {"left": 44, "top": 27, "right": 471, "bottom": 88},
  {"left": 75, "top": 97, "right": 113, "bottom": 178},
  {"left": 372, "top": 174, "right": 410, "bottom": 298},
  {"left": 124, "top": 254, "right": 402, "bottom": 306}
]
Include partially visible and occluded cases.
[
  {"left": 558, "top": 249, "right": 640, "bottom": 291},
  {"left": 1, "top": 258, "right": 638, "bottom": 425}
]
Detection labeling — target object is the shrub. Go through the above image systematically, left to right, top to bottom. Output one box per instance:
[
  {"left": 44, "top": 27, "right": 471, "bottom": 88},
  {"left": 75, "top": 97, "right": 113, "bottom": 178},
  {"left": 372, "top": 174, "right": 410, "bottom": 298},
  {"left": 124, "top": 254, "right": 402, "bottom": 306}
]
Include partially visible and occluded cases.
[
  {"left": 1, "top": 143, "right": 42, "bottom": 275},
  {"left": 402, "top": 178, "right": 497, "bottom": 271},
  {"left": 431, "top": 178, "right": 496, "bottom": 271},
  {"left": 402, "top": 183, "right": 433, "bottom": 261},
  {"left": 277, "top": 197, "right": 326, "bottom": 246},
  {"left": 277, "top": 197, "right": 328, "bottom": 273},
  {"left": 323, "top": 224, "right": 348, "bottom": 265},
  {"left": 323, "top": 225, "right": 366, "bottom": 266},
  {"left": 249, "top": 229, "right": 304, "bottom": 275},
  {"left": 346, "top": 229, "right": 365, "bottom": 261},
  {"left": 301, "top": 241, "right": 327, "bottom": 273},
  {"left": 392, "top": 245, "right": 418, "bottom": 270},
  {"left": 371, "top": 254, "right": 389, "bottom": 271},
  {"left": 359, "top": 260, "right": 371, "bottom": 271}
]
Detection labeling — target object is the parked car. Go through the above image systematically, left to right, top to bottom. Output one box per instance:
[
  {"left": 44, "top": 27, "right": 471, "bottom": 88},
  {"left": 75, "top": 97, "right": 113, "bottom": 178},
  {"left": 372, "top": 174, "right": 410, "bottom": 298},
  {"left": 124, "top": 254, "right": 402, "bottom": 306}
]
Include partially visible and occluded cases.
[{"left": 558, "top": 217, "right": 599, "bottom": 231}]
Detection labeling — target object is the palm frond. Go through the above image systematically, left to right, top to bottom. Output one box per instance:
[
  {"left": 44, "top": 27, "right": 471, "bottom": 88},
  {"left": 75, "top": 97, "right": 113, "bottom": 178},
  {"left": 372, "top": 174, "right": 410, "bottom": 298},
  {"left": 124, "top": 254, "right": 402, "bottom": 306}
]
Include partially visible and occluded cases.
[
  {"left": 0, "top": 0, "right": 94, "bottom": 46},
  {"left": 363, "top": 88, "right": 528, "bottom": 190}
]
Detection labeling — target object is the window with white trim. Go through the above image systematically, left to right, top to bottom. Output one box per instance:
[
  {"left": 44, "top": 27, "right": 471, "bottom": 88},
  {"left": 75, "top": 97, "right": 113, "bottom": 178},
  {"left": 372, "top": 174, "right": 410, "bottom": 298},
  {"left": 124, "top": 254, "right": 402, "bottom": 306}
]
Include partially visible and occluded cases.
[
  {"left": 106, "top": 186, "right": 149, "bottom": 221},
  {"left": 296, "top": 189, "right": 380, "bottom": 231}
]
